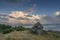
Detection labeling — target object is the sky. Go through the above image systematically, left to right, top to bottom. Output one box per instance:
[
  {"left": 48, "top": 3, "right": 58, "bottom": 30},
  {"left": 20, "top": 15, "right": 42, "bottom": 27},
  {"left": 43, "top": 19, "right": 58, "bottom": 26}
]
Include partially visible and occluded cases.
[{"left": 0, "top": 0, "right": 60, "bottom": 26}]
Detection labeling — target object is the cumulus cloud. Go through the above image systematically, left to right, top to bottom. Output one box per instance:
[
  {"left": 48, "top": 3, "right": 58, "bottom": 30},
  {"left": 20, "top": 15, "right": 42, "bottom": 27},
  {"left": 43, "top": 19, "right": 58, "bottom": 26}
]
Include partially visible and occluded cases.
[
  {"left": 0, "top": 11, "right": 60, "bottom": 26},
  {"left": 8, "top": 11, "right": 40, "bottom": 26},
  {"left": 8, "top": 11, "right": 60, "bottom": 25},
  {"left": 9, "top": 11, "right": 26, "bottom": 18},
  {"left": 41, "top": 11, "right": 60, "bottom": 24},
  {"left": 0, "top": 14, "right": 9, "bottom": 24}
]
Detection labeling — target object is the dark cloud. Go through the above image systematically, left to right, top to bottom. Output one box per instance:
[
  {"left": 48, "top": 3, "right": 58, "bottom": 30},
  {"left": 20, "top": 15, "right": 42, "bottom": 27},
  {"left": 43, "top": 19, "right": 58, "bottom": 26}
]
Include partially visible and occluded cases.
[
  {"left": 0, "top": 14, "right": 7, "bottom": 17},
  {"left": 25, "top": 14, "right": 32, "bottom": 17},
  {"left": 9, "top": 16, "right": 16, "bottom": 19},
  {"left": 0, "top": 17, "right": 8, "bottom": 21},
  {"left": 17, "top": 17, "right": 29, "bottom": 20}
]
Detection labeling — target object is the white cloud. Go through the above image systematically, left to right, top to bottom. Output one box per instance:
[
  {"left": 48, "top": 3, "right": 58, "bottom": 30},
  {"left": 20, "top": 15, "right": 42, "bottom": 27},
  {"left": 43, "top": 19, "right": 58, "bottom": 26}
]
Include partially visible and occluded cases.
[
  {"left": 0, "top": 11, "right": 60, "bottom": 26},
  {"left": 7, "top": 11, "right": 60, "bottom": 25},
  {"left": 8, "top": 11, "right": 40, "bottom": 26},
  {"left": 9, "top": 11, "right": 26, "bottom": 18},
  {"left": 55, "top": 11, "right": 60, "bottom": 16}
]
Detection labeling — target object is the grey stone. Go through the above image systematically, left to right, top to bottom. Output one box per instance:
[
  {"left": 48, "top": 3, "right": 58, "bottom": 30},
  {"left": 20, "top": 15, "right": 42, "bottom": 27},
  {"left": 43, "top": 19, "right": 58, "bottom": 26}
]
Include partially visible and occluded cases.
[{"left": 31, "top": 22, "right": 43, "bottom": 34}]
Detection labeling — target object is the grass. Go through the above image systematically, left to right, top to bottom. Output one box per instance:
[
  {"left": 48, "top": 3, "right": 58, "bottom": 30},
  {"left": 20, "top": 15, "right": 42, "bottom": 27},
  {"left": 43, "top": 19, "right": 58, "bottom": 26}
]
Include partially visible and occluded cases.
[{"left": 0, "top": 30, "right": 59, "bottom": 40}]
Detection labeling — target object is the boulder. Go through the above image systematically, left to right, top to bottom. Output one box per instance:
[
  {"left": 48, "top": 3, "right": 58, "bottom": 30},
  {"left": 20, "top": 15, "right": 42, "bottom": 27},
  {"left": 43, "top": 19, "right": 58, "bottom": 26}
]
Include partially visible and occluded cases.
[{"left": 31, "top": 22, "right": 43, "bottom": 34}]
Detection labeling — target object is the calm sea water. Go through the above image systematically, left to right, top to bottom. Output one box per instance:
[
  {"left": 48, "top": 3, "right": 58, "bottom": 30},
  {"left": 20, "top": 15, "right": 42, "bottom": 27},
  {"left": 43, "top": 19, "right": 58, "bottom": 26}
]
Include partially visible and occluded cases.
[
  {"left": 24, "top": 25, "right": 60, "bottom": 31},
  {"left": 43, "top": 25, "right": 60, "bottom": 31}
]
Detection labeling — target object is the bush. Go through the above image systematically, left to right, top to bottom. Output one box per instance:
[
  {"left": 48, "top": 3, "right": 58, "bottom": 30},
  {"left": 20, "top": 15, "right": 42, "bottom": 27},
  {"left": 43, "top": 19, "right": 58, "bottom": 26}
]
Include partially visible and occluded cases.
[
  {"left": 15, "top": 26, "right": 25, "bottom": 31},
  {"left": 2, "top": 27, "right": 14, "bottom": 34},
  {"left": 25, "top": 28, "right": 31, "bottom": 30},
  {"left": 2, "top": 29, "right": 10, "bottom": 34},
  {"left": 9, "top": 29, "right": 13, "bottom": 32},
  {"left": 43, "top": 30, "right": 48, "bottom": 34}
]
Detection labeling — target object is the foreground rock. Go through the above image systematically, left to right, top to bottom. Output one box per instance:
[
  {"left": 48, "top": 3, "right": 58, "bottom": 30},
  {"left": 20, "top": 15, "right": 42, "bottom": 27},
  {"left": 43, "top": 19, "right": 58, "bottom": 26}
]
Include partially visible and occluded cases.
[{"left": 31, "top": 22, "right": 43, "bottom": 34}]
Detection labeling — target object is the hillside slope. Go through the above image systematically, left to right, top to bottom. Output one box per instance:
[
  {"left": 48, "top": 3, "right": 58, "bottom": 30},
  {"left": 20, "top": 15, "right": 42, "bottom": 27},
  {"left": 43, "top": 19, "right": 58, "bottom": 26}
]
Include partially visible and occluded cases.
[{"left": 0, "top": 30, "right": 60, "bottom": 40}]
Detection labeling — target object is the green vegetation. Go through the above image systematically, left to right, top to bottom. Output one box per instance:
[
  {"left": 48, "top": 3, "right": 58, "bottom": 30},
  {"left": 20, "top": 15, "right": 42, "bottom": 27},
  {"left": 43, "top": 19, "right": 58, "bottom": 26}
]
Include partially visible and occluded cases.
[
  {"left": 0, "top": 24, "right": 60, "bottom": 40},
  {"left": 0, "top": 24, "right": 25, "bottom": 34},
  {"left": 0, "top": 24, "right": 13, "bottom": 34},
  {"left": 15, "top": 26, "right": 25, "bottom": 31}
]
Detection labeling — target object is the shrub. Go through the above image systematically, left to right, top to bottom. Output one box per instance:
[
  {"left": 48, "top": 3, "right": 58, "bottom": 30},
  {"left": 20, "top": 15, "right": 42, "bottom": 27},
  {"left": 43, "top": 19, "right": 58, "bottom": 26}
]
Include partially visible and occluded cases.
[
  {"left": 15, "top": 26, "right": 25, "bottom": 31},
  {"left": 9, "top": 28, "right": 14, "bottom": 32},
  {"left": 25, "top": 28, "right": 31, "bottom": 30},
  {"left": 2, "top": 29, "right": 10, "bottom": 34},
  {"left": 43, "top": 30, "right": 48, "bottom": 34}
]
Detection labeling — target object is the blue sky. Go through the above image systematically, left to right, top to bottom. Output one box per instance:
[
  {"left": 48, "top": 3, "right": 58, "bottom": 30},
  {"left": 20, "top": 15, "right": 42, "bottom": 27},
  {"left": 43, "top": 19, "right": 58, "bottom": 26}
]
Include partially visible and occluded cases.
[
  {"left": 0, "top": 0, "right": 60, "bottom": 16},
  {"left": 0, "top": 0, "right": 60, "bottom": 26}
]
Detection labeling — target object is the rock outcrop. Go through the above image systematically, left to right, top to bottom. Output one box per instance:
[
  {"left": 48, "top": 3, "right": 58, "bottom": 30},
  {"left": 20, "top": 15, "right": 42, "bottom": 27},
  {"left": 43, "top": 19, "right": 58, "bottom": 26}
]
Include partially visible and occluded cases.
[{"left": 31, "top": 22, "right": 43, "bottom": 34}]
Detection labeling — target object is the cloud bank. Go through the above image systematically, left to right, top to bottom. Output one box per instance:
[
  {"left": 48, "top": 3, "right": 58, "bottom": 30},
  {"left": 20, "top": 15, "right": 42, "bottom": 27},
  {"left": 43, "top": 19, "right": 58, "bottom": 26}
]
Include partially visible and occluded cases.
[{"left": 0, "top": 11, "right": 60, "bottom": 26}]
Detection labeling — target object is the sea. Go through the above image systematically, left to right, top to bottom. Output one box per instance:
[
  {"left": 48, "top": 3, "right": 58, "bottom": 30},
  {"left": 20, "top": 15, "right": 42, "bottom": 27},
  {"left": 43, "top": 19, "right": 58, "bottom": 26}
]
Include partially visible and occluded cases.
[{"left": 24, "top": 24, "right": 60, "bottom": 31}]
